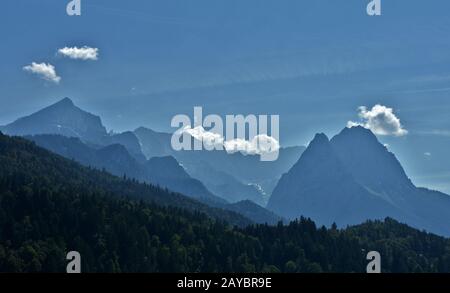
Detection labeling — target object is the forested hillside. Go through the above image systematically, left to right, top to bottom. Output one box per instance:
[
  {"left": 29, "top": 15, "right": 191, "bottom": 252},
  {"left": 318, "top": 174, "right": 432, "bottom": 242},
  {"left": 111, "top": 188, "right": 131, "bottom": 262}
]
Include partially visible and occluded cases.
[
  {"left": 0, "top": 133, "right": 252, "bottom": 227},
  {"left": 1, "top": 133, "right": 449, "bottom": 272}
]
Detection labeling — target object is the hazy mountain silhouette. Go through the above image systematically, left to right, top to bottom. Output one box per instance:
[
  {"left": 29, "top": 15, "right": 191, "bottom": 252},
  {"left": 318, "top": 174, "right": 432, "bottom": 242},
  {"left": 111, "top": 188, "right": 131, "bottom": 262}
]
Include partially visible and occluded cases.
[
  {"left": 1, "top": 98, "right": 108, "bottom": 144},
  {"left": 1, "top": 98, "right": 146, "bottom": 162},
  {"left": 134, "top": 126, "right": 304, "bottom": 205},
  {"left": 268, "top": 126, "right": 450, "bottom": 236},
  {"left": 134, "top": 127, "right": 173, "bottom": 158},
  {"left": 106, "top": 131, "right": 147, "bottom": 162},
  {"left": 27, "top": 134, "right": 141, "bottom": 179},
  {"left": 174, "top": 146, "right": 305, "bottom": 204},
  {"left": 143, "top": 155, "right": 227, "bottom": 205},
  {"left": 179, "top": 160, "right": 268, "bottom": 206}
]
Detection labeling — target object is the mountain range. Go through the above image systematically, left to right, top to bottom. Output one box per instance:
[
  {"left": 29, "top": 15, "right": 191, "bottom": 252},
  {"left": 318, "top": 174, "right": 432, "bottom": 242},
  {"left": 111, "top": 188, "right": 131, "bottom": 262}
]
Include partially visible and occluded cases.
[
  {"left": 2, "top": 97, "right": 450, "bottom": 237},
  {"left": 1, "top": 98, "right": 302, "bottom": 206},
  {"left": 1, "top": 98, "right": 283, "bottom": 224},
  {"left": 133, "top": 126, "right": 305, "bottom": 205}
]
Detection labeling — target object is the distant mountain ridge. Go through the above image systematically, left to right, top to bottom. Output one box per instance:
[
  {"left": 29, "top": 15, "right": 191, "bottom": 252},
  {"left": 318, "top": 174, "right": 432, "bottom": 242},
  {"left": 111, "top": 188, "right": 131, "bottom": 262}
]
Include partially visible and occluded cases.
[
  {"left": 1, "top": 98, "right": 108, "bottom": 144},
  {"left": 1, "top": 98, "right": 148, "bottom": 162},
  {"left": 2, "top": 98, "right": 303, "bottom": 206},
  {"left": 134, "top": 126, "right": 305, "bottom": 205},
  {"left": 268, "top": 126, "right": 450, "bottom": 237},
  {"left": 134, "top": 127, "right": 173, "bottom": 158},
  {"left": 106, "top": 131, "right": 147, "bottom": 162}
]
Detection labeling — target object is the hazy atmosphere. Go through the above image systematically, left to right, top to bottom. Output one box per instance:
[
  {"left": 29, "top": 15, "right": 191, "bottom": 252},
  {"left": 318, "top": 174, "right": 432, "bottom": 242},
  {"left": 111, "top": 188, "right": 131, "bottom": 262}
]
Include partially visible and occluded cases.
[{"left": 1, "top": 0, "right": 450, "bottom": 276}]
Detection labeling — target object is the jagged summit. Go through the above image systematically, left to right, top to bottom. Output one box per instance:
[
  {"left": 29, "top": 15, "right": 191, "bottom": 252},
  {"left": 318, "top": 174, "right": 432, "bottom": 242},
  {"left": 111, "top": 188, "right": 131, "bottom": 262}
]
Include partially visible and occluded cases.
[
  {"left": 1, "top": 97, "right": 108, "bottom": 145},
  {"left": 39, "top": 97, "right": 78, "bottom": 113},
  {"left": 331, "top": 125, "right": 413, "bottom": 189},
  {"left": 338, "top": 125, "right": 377, "bottom": 139},
  {"left": 268, "top": 126, "right": 450, "bottom": 236},
  {"left": 332, "top": 126, "right": 381, "bottom": 148},
  {"left": 302, "top": 133, "right": 333, "bottom": 162},
  {"left": 310, "top": 133, "right": 329, "bottom": 146}
]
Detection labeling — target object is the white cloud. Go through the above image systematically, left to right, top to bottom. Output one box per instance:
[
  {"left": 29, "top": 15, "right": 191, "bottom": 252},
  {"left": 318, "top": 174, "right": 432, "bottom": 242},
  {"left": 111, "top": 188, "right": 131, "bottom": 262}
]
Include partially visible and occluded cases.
[
  {"left": 58, "top": 46, "right": 99, "bottom": 60},
  {"left": 23, "top": 62, "right": 61, "bottom": 84},
  {"left": 347, "top": 104, "right": 408, "bottom": 136},
  {"left": 182, "top": 126, "right": 280, "bottom": 156},
  {"left": 224, "top": 135, "right": 280, "bottom": 156},
  {"left": 424, "top": 152, "right": 432, "bottom": 157}
]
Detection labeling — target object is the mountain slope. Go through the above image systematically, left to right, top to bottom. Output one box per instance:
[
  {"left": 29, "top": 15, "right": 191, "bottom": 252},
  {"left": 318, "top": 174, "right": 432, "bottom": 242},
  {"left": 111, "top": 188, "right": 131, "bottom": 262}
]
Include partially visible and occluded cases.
[
  {"left": 330, "top": 126, "right": 414, "bottom": 192},
  {"left": 134, "top": 127, "right": 173, "bottom": 158},
  {"left": 268, "top": 127, "right": 450, "bottom": 237},
  {"left": 105, "top": 131, "right": 147, "bottom": 162},
  {"left": 0, "top": 132, "right": 251, "bottom": 227},
  {"left": 268, "top": 133, "right": 401, "bottom": 226},
  {"left": 27, "top": 134, "right": 282, "bottom": 223},
  {"left": 27, "top": 134, "right": 223, "bottom": 204},
  {"left": 144, "top": 156, "right": 227, "bottom": 205},
  {"left": 178, "top": 159, "right": 268, "bottom": 206},
  {"left": 227, "top": 200, "right": 284, "bottom": 225}
]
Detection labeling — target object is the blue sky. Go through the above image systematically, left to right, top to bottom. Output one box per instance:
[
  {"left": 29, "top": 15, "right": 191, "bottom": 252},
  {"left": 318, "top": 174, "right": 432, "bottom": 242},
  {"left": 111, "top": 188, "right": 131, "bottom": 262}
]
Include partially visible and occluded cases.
[{"left": 1, "top": 0, "right": 450, "bottom": 193}]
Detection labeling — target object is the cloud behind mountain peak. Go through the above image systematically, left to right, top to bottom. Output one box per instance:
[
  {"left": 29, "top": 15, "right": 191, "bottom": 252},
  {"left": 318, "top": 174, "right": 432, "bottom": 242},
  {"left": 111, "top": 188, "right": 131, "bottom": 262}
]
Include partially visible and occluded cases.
[{"left": 347, "top": 104, "right": 408, "bottom": 137}]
